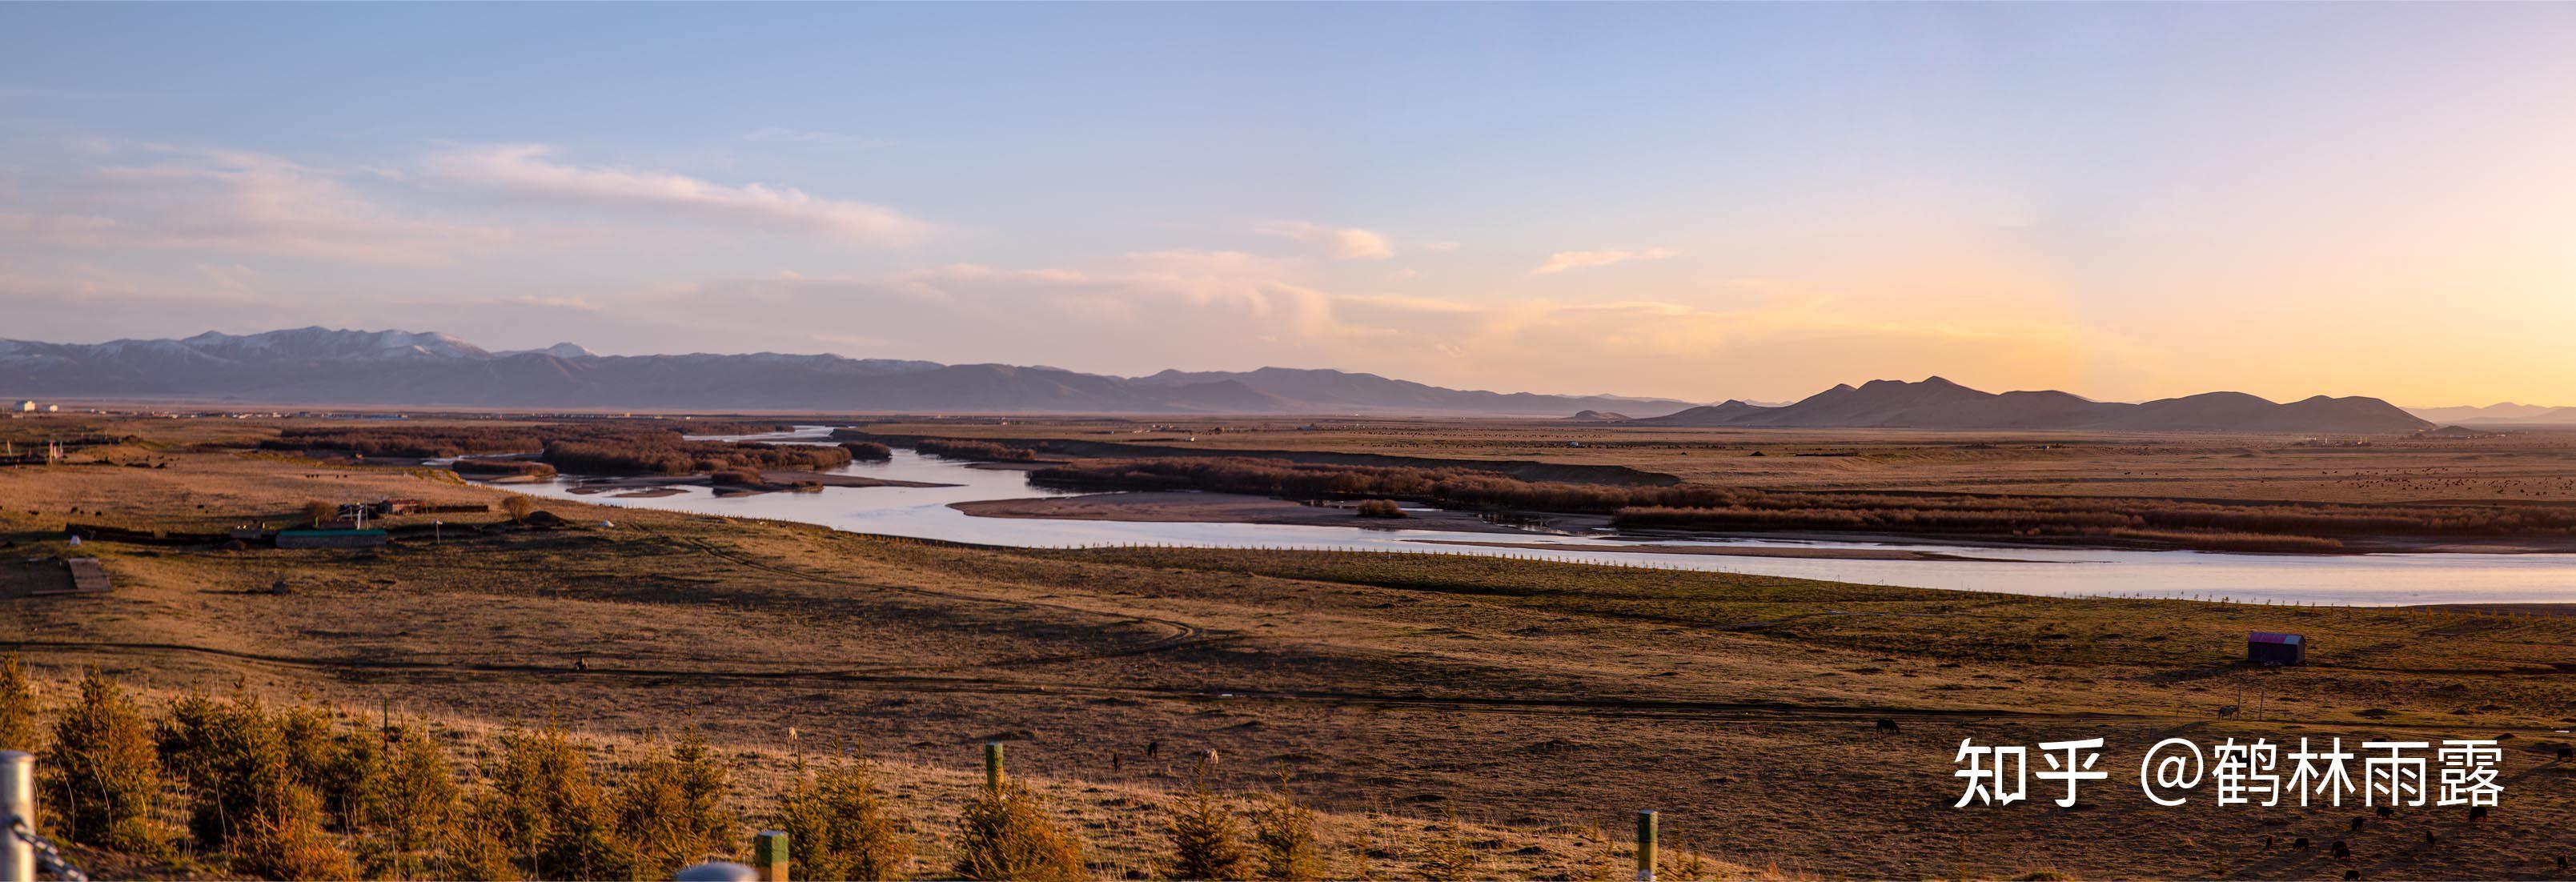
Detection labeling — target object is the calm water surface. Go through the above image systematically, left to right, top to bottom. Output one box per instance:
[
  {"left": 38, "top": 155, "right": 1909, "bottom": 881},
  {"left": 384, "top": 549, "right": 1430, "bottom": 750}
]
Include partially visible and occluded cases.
[{"left": 499, "top": 428, "right": 2576, "bottom": 607}]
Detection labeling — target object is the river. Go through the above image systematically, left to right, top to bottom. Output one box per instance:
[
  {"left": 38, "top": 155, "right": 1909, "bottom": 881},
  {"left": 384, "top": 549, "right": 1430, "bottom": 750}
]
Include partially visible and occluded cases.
[{"left": 496, "top": 428, "right": 2576, "bottom": 607}]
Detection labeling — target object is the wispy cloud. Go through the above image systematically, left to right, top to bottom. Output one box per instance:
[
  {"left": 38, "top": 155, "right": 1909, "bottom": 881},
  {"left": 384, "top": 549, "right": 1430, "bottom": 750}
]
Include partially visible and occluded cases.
[
  {"left": 740, "top": 127, "right": 901, "bottom": 148},
  {"left": 428, "top": 144, "right": 932, "bottom": 245},
  {"left": 0, "top": 146, "right": 512, "bottom": 264},
  {"left": 1257, "top": 221, "right": 1394, "bottom": 260},
  {"left": 1532, "top": 247, "right": 1677, "bottom": 275}
]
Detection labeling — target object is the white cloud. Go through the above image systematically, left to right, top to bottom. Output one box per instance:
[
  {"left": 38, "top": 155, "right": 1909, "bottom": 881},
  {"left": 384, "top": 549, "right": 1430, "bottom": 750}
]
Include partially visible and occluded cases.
[
  {"left": 429, "top": 144, "right": 931, "bottom": 245},
  {"left": 0, "top": 147, "right": 513, "bottom": 264},
  {"left": 1256, "top": 220, "right": 1394, "bottom": 260},
  {"left": 1532, "top": 247, "right": 1678, "bottom": 275}
]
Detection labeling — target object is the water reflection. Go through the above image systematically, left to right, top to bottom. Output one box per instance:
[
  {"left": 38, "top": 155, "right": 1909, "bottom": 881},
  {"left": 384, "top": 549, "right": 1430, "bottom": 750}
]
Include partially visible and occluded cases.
[{"left": 496, "top": 428, "right": 2576, "bottom": 607}]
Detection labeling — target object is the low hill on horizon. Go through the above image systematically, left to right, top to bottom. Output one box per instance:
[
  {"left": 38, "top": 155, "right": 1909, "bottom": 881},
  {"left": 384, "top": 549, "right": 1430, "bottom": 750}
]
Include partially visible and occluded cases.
[
  {"left": 0, "top": 327, "right": 1697, "bottom": 416},
  {"left": 1643, "top": 377, "right": 2430, "bottom": 433},
  {"left": 2404, "top": 402, "right": 2576, "bottom": 425}
]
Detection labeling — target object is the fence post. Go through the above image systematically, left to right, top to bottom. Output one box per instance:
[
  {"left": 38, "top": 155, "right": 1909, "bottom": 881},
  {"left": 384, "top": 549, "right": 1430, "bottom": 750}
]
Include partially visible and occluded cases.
[
  {"left": 985, "top": 741, "right": 1006, "bottom": 793},
  {"left": 3, "top": 751, "right": 31, "bottom": 882},
  {"left": 1635, "top": 810, "right": 1657, "bottom": 882},
  {"left": 754, "top": 830, "right": 789, "bottom": 882}
]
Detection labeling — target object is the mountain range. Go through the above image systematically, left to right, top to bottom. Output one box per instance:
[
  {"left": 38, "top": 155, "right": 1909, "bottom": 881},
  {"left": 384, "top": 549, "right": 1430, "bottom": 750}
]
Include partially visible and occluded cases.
[
  {"left": 0, "top": 327, "right": 1694, "bottom": 415},
  {"left": 0, "top": 329, "right": 2448, "bottom": 431},
  {"left": 1640, "top": 377, "right": 2431, "bottom": 433}
]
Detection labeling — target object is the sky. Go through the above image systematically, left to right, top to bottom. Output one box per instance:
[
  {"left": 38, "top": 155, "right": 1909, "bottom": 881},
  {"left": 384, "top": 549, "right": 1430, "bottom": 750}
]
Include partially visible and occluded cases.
[{"left": 3, "top": 3, "right": 2573, "bottom": 407}]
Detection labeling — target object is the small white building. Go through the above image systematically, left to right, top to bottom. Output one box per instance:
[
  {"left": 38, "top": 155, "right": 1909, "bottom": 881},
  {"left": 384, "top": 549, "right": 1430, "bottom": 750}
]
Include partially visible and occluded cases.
[{"left": 13, "top": 401, "right": 33, "bottom": 412}]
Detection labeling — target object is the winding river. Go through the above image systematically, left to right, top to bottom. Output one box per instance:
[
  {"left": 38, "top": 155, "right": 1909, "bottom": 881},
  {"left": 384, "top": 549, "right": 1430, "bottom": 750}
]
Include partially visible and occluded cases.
[{"left": 499, "top": 428, "right": 2576, "bottom": 607}]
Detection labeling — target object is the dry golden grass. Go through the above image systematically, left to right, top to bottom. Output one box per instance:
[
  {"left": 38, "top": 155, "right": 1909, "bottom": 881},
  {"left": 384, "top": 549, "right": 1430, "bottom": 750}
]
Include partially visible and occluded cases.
[
  {"left": 4, "top": 415, "right": 2574, "bottom": 878},
  {"left": 856, "top": 416, "right": 2576, "bottom": 507}
]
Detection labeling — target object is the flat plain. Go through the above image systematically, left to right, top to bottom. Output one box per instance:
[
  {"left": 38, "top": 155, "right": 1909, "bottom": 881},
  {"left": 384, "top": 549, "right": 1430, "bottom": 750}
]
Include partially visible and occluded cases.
[{"left": 6, "top": 414, "right": 2576, "bottom": 880}]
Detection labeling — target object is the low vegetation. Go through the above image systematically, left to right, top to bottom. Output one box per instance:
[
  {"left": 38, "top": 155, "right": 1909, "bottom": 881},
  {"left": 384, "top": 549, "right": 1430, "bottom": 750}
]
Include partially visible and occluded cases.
[
  {"left": 263, "top": 422, "right": 832, "bottom": 476},
  {"left": 541, "top": 439, "right": 851, "bottom": 476},
  {"left": 915, "top": 439, "right": 1041, "bottom": 462},
  {"left": 841, "top": 441, "right": 895, "bottom": 461},
  {"left": 1033, "top": 455, "right": 2576, "bottom": 549},
  {"left": 447, "top": 458, "right": 557, "bottom": 479},
  {"left": 1353, "top": 499, "right": 1406, "bottom": 519},
  {"left": 7, "top": 661, "right": 1495, "bottom": 882}
]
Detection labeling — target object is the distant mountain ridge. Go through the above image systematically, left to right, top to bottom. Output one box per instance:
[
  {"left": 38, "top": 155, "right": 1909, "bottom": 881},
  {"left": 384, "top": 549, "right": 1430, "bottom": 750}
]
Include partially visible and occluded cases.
[
  {"left": 0, "top": 327, "right": 1696, "bottom": 415},
  {"left": 1642, "top": 377, "right": 2430, "bottom": 433},
  {"left": 2404, "top": 403, "right": 2576, "bottom": 425}
]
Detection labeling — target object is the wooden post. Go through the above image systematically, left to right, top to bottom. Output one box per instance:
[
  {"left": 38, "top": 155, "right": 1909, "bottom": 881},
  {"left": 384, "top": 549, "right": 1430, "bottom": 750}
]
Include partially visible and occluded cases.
[
  {"left": 985, "top": 741, "right": 1006, "bottom": 793},
  {"left": 3, "top": 751, "right": 32, "bottom": 882},
  {"left": 1635, "top": 810, "right": 1658, "bottom": 882},
  {"left": 754, "top": 830, "right": 789, "bottom": 882}
]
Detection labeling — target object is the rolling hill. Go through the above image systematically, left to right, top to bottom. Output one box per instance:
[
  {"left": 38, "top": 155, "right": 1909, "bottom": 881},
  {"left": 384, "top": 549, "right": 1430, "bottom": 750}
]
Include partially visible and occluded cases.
[
  {"left": 0, "top": 327, "right": 1694, "bottom": 415},
  {"left": 1642, "top": 377, "right": 2430, "bottom": 433}
]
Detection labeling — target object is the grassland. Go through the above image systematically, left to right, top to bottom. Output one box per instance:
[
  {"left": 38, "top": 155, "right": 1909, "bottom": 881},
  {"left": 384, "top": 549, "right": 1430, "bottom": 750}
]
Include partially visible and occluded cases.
[
  {"left": 6, "top": 415, "right": 2576, "bottom": 879},
  {"left": 852, "top": 417, "right": 2576, "bottom": 506}
]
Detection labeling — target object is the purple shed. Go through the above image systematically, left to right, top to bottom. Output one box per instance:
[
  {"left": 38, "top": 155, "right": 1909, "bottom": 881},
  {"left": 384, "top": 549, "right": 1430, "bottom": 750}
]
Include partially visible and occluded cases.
[{"left": 2248, "top": 631, "right": 2307, "bottom": 665}]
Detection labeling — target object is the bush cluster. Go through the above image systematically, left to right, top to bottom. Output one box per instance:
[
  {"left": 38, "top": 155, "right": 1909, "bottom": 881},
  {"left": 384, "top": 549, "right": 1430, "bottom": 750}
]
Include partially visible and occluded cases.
[
  {"left": 541, "top": 439, "right": 851, "bottom": 476},
  {"left": 915, "top": 439, "right": 1039, "bottom": 462},
  {"left": 11, "top": 663, "right": 1415, "bottom": 881}
]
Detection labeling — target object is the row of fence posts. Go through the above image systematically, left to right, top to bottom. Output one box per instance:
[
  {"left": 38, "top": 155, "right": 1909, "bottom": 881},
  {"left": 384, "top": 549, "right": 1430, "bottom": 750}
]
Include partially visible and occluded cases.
[{"left": 6, "top": 744, "right": 1664, "bottom": 882}]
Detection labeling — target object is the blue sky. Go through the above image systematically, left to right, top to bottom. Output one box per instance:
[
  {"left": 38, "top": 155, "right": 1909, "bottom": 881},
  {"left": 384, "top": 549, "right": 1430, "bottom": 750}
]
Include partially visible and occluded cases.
[{"left": 4, "top": 3, "right": 2573, "bottom": 403}]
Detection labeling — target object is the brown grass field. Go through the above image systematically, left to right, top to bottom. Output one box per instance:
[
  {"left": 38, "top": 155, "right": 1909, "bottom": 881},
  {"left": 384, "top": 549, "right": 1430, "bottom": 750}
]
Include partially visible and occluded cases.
[
  {"left": 6, "top": 415, "right": 2576, "bottom": 880},
  {"left": 852, "top": 416, "right": 2576, "bottom": 506}
]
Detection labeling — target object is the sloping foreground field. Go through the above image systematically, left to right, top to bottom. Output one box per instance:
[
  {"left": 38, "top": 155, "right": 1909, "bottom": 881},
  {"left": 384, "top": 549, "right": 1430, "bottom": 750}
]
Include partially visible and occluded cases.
[{"left": 4, "top": 438, "right": 2575, "bottom": 878}]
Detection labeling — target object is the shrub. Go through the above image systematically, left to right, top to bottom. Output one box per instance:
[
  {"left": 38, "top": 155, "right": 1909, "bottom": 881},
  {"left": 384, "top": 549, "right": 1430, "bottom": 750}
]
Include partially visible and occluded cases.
[
  {"left": 541, "top": 438, "right": 852, "bottom": 476},
  {"left": 915, "top": 439, "right": 1039, "bottom": 463},
  {"left": 841, "top": 442, "right": 893, "bottom": 461},
  {"left": 450, "top": 459, "right": 557, "bottom": 479},
  {"left": 709, "top": 467, "right": 766, "bottom": 487},
  {"left": 504, "top": 496, "right": 538, "bottom": 522},
  {"left": 302, "top": 499, "right": 338, "bottom": 527},
  {"left": 1354, "top": 499, "right": 1406, "bottom": 519},
  {"left": 0, "top": 654, "right": 38, "bottom": 753},
  {"left": 43, "top": 669, "right": 163, "bottom": 853},
  {"left": 158, "top": 691, "right": 261, "bottom": 848},
  {"left": 153, "top": 692, "right": 353, "bottom": 876},
  {"left": 361, "top": 724, "right": 460, "bottom": 879},
  {"left": 488, "top": 724, "right": 632, "bottom": 880},
  {"left": 616, "top": 728, "right": 738, "bottom": 875},
  {"left": 774, "top": 748, "right": 913, "bottom": 881},
  {"left": 231, "top": 761, "right": 355, "bottom": 880},
  {"left": 1164, "top": 763, "right": 1250, "bottom": 880},
  {"left": 1248, "top": 776, "right": 1325, "bottom": 881},
  {"left": 952, "top": 782, "right": 1087, "bottom": 881},
  {"left": 436, "top": 796, "right": 521, "bottom": 881},
  {"left": 1412, "top": 812, "right": 1478, "bottom": 882}
]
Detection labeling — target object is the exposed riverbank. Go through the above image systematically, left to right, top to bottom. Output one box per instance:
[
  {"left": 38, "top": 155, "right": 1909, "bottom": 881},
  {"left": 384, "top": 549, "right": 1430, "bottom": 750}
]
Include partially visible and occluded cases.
[
  {"left": 564, "top": 469, "right": 957, "bottom": 497},
  {"left": 951, "top": 491, "right": 1563, "bottom": 535},
  {"left": 1409, "top": 538, "right": 2036, "bottom": 562}
]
